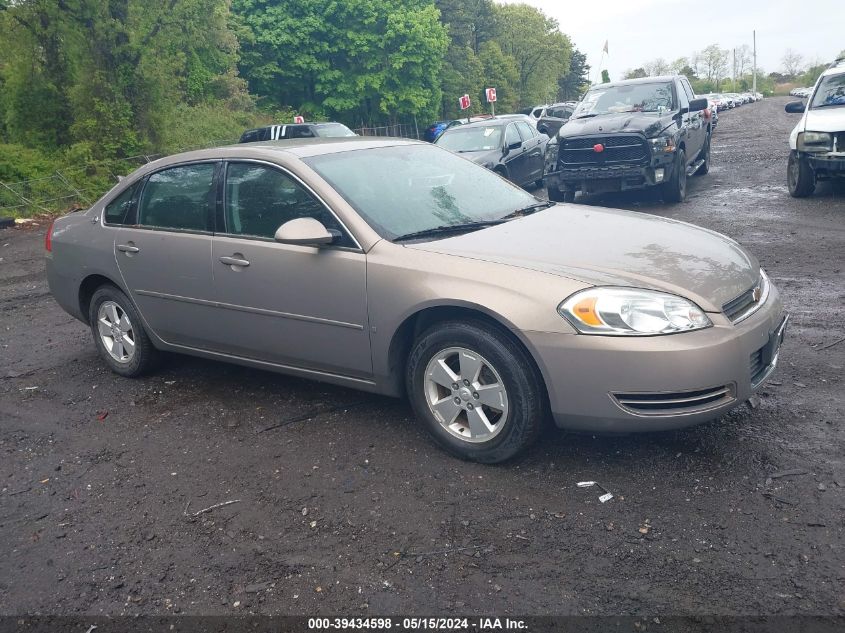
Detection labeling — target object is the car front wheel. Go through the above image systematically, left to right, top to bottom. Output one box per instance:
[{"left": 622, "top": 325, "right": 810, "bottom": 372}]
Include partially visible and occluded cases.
[
  {"left": 662, "top": 149, "right": 687, "bottom": 203},
  {"left": 787, "top": 151, "right": 815, "bottom": 197},
  {"left": 88, "top": 285, "right": 159, "bottom": 377},
  {"left": 406, "top": 321, "right": 546, "bottom": 463}
]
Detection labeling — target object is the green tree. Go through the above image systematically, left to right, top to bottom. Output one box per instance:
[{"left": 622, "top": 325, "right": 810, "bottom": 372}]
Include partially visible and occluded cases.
[
  {"left": 234, "top": 0, "right": 448, "bottom": 124},
  {"left": 492, "top": 3, "right": 571, "bottom": 106},
  {"left": 478, "top": 41, "right": 519, "bottom": 113},
  {"left": 557, "top": 48, "right": 589, "bottom": 100},
  {"left": 624, "top": 68, "right": 647, "bottom": 79},
  {"left": 601, "top": 69, "right": 610, "bottom": 83}
]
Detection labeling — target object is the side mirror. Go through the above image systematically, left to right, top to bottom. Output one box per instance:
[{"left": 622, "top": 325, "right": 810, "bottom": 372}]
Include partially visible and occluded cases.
[
  {"left": 688, "top": 97, "right": 708, "bottom": 112},
  {"left": 785, "top": 100, "right": 806, "bottom": 114},
  {"left": 504, "top": 141, "right": 521, "bottom": 154},
  {"left": 274, "top": 217, "right": 336, "bottom": 246}
]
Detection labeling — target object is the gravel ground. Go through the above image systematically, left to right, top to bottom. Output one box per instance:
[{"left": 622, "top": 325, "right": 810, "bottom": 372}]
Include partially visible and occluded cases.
[{"left": 1, "top": 96, "right": 843, "bottom": 617}]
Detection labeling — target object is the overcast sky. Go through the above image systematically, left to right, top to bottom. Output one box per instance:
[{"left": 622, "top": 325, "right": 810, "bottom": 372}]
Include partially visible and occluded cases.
[{"left": 502, "top": 0, "right": 841, "bottom": 82}]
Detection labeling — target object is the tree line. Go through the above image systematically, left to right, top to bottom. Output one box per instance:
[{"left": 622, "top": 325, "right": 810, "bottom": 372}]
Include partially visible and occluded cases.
[
  {"left": 0, "top": 0, "right": 587, "bottom": 171},
  {"left": 623, "top": 45, "right": 845, "bottom": 95}
]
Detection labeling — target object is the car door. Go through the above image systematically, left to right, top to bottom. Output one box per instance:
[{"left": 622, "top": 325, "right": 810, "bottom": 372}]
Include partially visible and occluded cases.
[
  {"left": 679, "top": 79, "right": 704, "bottom": 160},
  {"left": 515, "top": 121, "right": 544, "bottom": 183},
  {"left": 502, "top": 123, "right": 529, "bottom": 185},
  {"left": 209, "top": 161, "right": 371, "bottom": 378},
  {"left": 112, "top": 162, "right": 220, "bottom": 348}
]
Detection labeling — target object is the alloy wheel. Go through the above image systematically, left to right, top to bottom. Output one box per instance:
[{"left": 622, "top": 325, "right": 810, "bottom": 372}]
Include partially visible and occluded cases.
[
  {"left": 97, "top": 300, "right": 136, "bottom": 363},
  {"left": 423, "top": 347, "right": 509, "bottom": 443}
]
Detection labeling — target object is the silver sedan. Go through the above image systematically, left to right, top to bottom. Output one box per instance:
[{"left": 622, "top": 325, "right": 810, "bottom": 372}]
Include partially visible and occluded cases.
[{"left": 46, "top": 138, "right": 787, "bottom": 462}]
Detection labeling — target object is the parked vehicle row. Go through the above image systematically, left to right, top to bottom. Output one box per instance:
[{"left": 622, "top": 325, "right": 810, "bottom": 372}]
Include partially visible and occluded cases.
[{"left": 790, "top": 87, "right": 814, "bottom": 98}]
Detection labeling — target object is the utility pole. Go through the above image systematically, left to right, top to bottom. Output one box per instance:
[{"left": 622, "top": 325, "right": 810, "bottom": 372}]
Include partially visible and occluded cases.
[
  {"left": 752, "top": 30, "right": 757, "bottom": 94},
  {"left": 732, "top": 48, "right": 736, "bottom": 89}
]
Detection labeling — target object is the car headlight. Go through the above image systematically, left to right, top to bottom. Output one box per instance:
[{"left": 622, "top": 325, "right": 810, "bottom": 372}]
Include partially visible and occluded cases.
[
  {"left": 797, "top": 131, "right": 832, "bottom": 152},
  {"left": 648, "top": 136, "right": 676, "bottom": 153},
  {"left": 558, "top": 287, "right": 712, "bottom": 336}
]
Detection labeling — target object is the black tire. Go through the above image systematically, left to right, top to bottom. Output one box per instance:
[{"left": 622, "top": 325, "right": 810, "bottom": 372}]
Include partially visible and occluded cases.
[
  {"left": 538, "top": 127, "right": 548, "bottom": 136},
  {"left": 695, "top": 134, "right": 711, "bottom": 175},
  {"left": 662, "top": 148, "right": 687, "bottom": 203},
  {"left": 787, "top": 150, "right": 815, "bottom": 198},
  {"left": 494, "top": 166, "right": 510, "bottom": 182},
  {"left": 534, "top": 177, "right": 544, "bottom": 189},
  {"left": 548, "top": 187, "right": 575, "bottom": 203},
  {"left": 88, "top": 285, "right": 159, "bottom": 378},
  {"left": 406, "top": 320, "right": 546, "bottom": 463}
]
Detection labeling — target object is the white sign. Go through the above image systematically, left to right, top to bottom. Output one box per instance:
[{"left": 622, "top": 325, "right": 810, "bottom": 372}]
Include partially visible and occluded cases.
[
  {"left": 485, "top": 88, "right": 497, "bottom": 103},
  {"left": 459, "top": 94, "right": 471, "bottom": 110},
  {"left": 293, "top": 115, "right": 305, "bottom": 124}
]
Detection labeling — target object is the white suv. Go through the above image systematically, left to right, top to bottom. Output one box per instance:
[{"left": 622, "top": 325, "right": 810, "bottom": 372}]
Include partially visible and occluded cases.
[{"left": 785, "top": 58, "right": 845, "bottom": 197}]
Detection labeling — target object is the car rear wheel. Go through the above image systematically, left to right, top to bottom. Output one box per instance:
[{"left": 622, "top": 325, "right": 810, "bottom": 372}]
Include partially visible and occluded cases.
[
  {"left": 662, "top": 149, "right": 687, "bottom": 203},
  {"left": 787, "top": 151, "right": 815, "bottom": 197},
  {"left": 88, "top": 285, "right": 159, "bottom": 377},
  {"left": 406, "top": 320, "right": 545, "bottom": 463}
]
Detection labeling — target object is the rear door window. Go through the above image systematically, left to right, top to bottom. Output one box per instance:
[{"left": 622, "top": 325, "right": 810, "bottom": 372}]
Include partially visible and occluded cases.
[
  {"left": 137, "top": 163, "right": 216, "bottom": 232},
  {"left": 104, "top": 181, "right": 140, "bottom": 225}
]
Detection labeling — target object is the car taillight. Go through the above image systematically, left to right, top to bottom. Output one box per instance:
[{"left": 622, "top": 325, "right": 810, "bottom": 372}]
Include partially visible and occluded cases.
[{"left": 45, "top": 219, "right": 55, "bottom": 252}]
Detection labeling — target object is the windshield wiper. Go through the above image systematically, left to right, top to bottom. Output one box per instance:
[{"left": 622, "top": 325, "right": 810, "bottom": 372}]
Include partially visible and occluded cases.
[
  {"left": 572, "top": 113, "right": 599, "bottom": 119},
  {"left": 500, "top": 200, "right": 555, "bottom": 220},
  {"left": 393, "top": 220, "right": 506, "bottom": 242}
]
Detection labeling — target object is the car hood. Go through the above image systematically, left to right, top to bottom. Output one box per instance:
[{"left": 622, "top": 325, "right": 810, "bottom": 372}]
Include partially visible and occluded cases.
[
  {"left": 802, "top": 107, "right": 845, "bottom": 132},
  {"left": 560, "top": 112, "right": 673, "bottom": 138},
  {"left": 451, "top": 149, "right": 503, "bottom": 165},
  {"left": 406, "top": 205, "right": 759, "bottom": 312}
]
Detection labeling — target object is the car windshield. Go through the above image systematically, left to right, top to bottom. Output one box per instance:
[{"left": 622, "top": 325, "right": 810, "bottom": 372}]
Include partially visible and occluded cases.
[
  {"left": 810, "top": 73, "right": 845, "bottom": 108},
  {"left": 572, "top": 82, "right": 676, "bottom": 117},
  {"left": 314, "top": 124, "right": 357, "bottom": 138},
  {"left": 435, "top": 126, "right": 504, "bottom": 152},
  {"left": 303, "top": 144, "right": 538, "bottom": 240}
]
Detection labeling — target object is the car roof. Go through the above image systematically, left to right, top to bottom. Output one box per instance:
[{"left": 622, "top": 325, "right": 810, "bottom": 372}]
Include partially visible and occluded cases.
[
  {"left": 590, "top": 75, "right": 678, "bottom": 89},
  {"left": 440, "top": 119, "right": 512, "bottom": 130},
  {"left": 138, "top": 137, "right": 423, "bottom": 172}
]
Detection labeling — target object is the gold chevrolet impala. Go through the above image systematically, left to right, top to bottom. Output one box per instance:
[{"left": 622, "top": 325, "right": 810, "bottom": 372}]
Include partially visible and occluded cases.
[{"left": 46, "top": 138, "right": 787, "bottom": 462}]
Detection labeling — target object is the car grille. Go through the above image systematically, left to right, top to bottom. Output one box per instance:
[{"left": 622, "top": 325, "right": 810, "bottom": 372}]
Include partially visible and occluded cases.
[
  {"left": 559, "top": 135, "right": 649, "bottom": 167},
  {"left": 723, "top": 274, "right": 767, "bottom": 323},
  {"left": 611, "top": 385, "right": 735, "bottom": 416}
]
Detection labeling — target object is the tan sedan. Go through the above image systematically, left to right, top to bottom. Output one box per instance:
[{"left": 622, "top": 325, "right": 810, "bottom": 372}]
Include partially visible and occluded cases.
[{"left": 46, "top": 138, "right": 787, "bottom": 462}]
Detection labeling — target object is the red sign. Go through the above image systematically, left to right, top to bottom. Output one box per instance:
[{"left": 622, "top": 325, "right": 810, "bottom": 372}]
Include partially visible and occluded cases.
[
  {"left": 485, "top": 88, "right": 497, "bottom": 103},
  {"left": 459, "top": 94, "right": 471, "bottom": 110},
  {"left": 293, "top": 115, "right": 305, "bottom": 124},
  {"left": 593, "top": 143, "right": 605, "bottom": 153}
]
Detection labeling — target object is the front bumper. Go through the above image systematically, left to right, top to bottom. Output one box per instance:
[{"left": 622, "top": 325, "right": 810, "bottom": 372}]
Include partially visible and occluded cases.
[
  {"left": 546, "top": 152, "right": 676, "bottom": 194},
  {"left": 805, "top": 153, "right": 845, "bottom": 178},
  {"left": 525, "top": 284, "right": 786, "bottom": 433}
]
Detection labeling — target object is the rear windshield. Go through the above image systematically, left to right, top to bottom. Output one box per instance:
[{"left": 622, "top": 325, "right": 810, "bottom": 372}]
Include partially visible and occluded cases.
[
  {"left": 314, "top": 124, "right": 357, "bottom": 138},
  {"left": 435, "top": 126, "right": 503, "bottom": 152}
]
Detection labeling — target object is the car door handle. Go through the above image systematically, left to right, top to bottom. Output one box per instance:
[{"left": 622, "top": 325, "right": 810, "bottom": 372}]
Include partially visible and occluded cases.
[
  {"left": 117, "top": 244, "right": 139, "bottom": 253},
  {"left": 219, "top": 255, "right": 250, "bottom": 267}
]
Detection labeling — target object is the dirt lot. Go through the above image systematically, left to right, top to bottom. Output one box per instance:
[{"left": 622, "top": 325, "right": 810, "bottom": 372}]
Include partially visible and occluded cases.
[{"left": 1, "top": 96, "right": 843, "bottom": 617}]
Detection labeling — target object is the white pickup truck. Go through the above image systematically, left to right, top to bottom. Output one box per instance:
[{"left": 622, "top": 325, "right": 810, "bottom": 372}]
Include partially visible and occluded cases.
[{"left": 785, "top": 58, "right": 845, "bottom": 197}]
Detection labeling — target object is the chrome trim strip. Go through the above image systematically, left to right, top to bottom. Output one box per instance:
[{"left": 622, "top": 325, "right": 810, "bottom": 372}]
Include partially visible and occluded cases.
[
  {"left": 135, "top": 289, "right": 364, "bottom": 330},
  {"left": 159, "top": 341, "right": 376, "bottom": 387}
]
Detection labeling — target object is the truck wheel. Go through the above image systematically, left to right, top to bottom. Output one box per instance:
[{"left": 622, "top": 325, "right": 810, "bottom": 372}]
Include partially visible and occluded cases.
[
  {"left": 695, "top": 135, "right": 711, "bottom": 175},
  {"left": 662, "top": 149, "right": 687, "bottom": 203},
  {"left": 787, "top": 151, "right": 815, "bottom": 198},
  {"left": 548, "top": 187, "right": 575, "bottom": 203},
  {"left": 406, "top": 320, "right": 546, "bottom": 463}
]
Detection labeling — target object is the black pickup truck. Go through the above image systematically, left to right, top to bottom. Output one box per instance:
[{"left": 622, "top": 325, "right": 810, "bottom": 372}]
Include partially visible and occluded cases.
[{"left": 545, "top": 75, "right": 713, "bottom": 203}]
